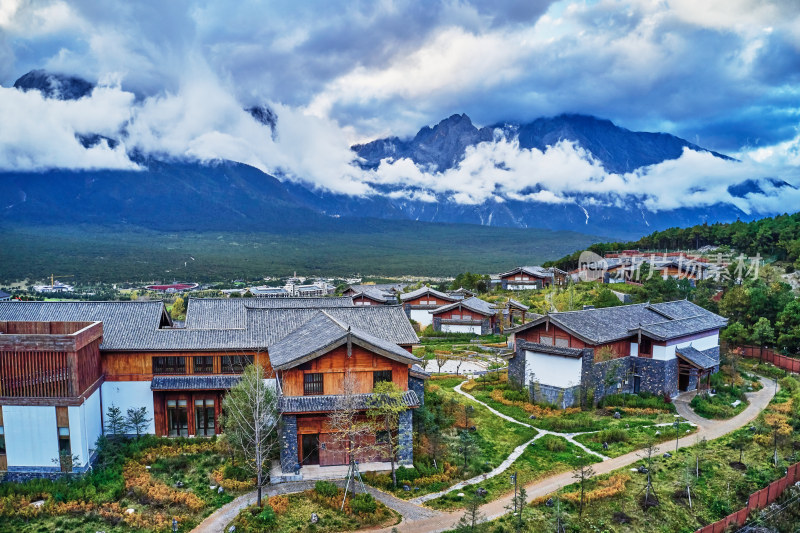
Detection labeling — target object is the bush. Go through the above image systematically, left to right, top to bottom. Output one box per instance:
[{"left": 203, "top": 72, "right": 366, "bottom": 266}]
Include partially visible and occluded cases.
[
  {"left": 502, "top": 388, "right": 528, "bottom": 402},
  {"left": 598, "top": 392, "right": 675, "bottom": 412},
  {"left": 544, "top": 436, "right": 567, "bottom": 452},
  {"left": 223, "top": 464, "right": 251, "bottom": 482},
  {"left": 395, "top": 466, "right": 419, "bottom": 483},
  {"left": 315, "top": 480, "right": 339, "bottom": 498},
  {"left": 350, "top": 493, "right": 377, "bottom": 515},
  {"left": 257, "top": 505, "right": 277, "bottom": 526}
]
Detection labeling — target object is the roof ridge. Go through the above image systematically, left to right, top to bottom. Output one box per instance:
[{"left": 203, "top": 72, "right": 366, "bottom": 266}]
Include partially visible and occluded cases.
[{"left": 319, "top": 309, "right": 350, "bottom": 332}]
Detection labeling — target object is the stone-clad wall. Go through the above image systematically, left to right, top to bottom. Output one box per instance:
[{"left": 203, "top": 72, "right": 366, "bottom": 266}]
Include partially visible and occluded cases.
[
  {"left": 432, "top": 317, "right": 442, "bottom": 331},
  {"left": 507, "top": 344, "right": 526, "bottom": 389},
  {"left": 586, "top": 356, "right": 635, "bottom": 403},
  {"left": 634, "top": 358, "right": 679, "bottom": 398},
  {"left": 409, "top": 376, "right": 426, "bottom": 405},
  {"left": 532, "top": 383, "right": 582, "bottom": 407},
  {"left": 398, "top": 409, "right": 413, "bottom": 464},
  {"left": 279, "top": 415, "right": 298, "bottom": 473}
]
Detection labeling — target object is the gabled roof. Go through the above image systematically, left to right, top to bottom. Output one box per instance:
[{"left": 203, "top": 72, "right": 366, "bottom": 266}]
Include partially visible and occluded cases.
[
  {"left": 499, "top": 266, "right": 553, "bottom": 279},
  {"left": 346, "top": 283, "right": 407, "bottom": 294},
  {"left": 400, "top": 286, "right": 458, "bottom": 302},
  {"left": 352, "top": 287, "right": 396, "bottom": 303},
  {"left": 185, "top": 296, "right": 355, "bottom": 329},
  {"left": 431, "top": 296, "right": 496, "bottom": 317},
  {"left": 507, "top": 299, "right": 529, "bottom": 311},
  {"left": 0, "top": 301, "right": 172, "bottom": 350},
  {"left": 508, "top": 301, "right": 726, "bottom": 345},
  {"left": 268, "top": 310, "right": 419, "bottom": 370},
  {"left": 517, "top": 340, "right": 585, "bottom": 358},
  {"left": 676, "top": 346, "right": 719, "bottom": 370},
  {"left": 410, "top": 364, "right": 431, "bottom": 379},
  {"left": 280, "top": 389, "right": 420, "bottom": 414}
]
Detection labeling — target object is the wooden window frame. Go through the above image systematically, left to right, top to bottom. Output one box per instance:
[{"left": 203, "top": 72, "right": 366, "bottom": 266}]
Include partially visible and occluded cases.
[
  {"left": 221, "top": 354, "right": 254, "bottom": 374},
  {"left": 153, "top": 356, "right": 187, "bottom": 375},
  {"left": 193, "top": 356, "right": 214, "bottom": 374},
  {"left": 373, "top": 370, "right": 392, "bottom": 387},
  {"left": 303, "top": 373, "right": 324, "bottom": 395}
]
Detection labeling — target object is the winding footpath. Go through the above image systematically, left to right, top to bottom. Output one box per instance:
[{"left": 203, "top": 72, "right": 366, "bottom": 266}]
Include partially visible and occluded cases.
[{"left": 192, "top": 377, "right": 776, "bottom": 532}]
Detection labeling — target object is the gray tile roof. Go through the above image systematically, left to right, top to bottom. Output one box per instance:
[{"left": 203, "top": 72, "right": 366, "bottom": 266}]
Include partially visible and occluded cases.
[
  {"left": 500, "top": 266, "right": 554, "bottom": 279},
  {"left": 347, "top": 283, "right": 407, "bottom": 294},
  {"left": 400, "top": 286, "right": 458, "bottom": 302},
  {"left": 353, "top": 287, "right": 396, "bottom": 303},
  {"left": 0, "top": 290, "right": 11, "bottom": 300},
  {"left": 431, "top": 296, "right": 496, "bottom": 317},
  {"left": 185, "top": 297, "right": 354, "bottom": 329},
  {"left": 507, "top": 299, "right": 530, "bottom": 311},
  {"left": 0, "top": 301, "right": 171, "bottom": 350},
  {"left": 510, "top": 301, "right": 726, "bottom": 344},
  {"left": 268, "top": 310, "right": 419, "bottom": 370},
  {"left": 518, "top": 340, "right": 585, "bottom": 358},
  {"left": 676, "top": 346, "right": 719, "bottom": 370},
  {"left": 410, "top": 364, "right": 431, "bottom": 379},
  {"left": 151, "top": 375, "right": 241, "bottom": 390},
  {"left": 280, "top": 389, "right": 420, "bottom": 413}
]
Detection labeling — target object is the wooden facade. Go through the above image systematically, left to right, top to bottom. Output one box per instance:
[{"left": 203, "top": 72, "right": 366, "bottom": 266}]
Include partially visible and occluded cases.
[
  {"left": 403, "top": 294, "right": 455, "bottom": 307},
  {"left": 514, "top": 322, "right": 631, "bottom": 360},
  {"left": 280, "top": 345, "right": 408, "bottom": 397},
  {"left": 102, "top": 350, "right": 273, "bottom": 381},
  {"left": 152, "top": 390, "right": 224, "bottom": 437},
  {"left": 295, "top": 415, "right": 388, "bottom": 466}
]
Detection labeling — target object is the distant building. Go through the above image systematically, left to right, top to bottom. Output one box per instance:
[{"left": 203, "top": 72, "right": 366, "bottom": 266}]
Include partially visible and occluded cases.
[
  {"left": 498, "top": 266, "right": 567, "bottom": 290},
  {"left": 32, "top": 281, "right": 74, "bottom": 294},
  {"left": 144, "top": 283, "right": 199, "bottom": 293},
  {"left": 249, "top": 286, "right": 290, "bottom": 297},
  {"left": 400, "top": 286, "right": 460, "bottom": 326},
  {"left": 0, "top": 290, "right": 10, "bottom": 302},
  {"left": 430, "top": 296, "right": 498, "bottom": 335}
]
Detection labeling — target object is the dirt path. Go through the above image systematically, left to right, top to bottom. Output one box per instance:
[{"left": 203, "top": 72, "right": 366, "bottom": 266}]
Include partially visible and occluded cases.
[{"left": 370, "top": 376, "right": 777, "bottom": 533}]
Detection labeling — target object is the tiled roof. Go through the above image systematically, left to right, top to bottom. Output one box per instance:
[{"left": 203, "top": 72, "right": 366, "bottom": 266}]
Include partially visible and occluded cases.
[
  {"left": 499, "top": 266, "right": 554, "bottom": 279},
  {"left": 347, "top": 283, "right": 407, "bottom": 294},
  {"left": 400, "top": 286, "right": 458, "bottom": 302},
  {"left": 353, "top": 287, "right": 396, "bottom": 303},
  {"left": 0, "top": 290, "right": 11, "bottom": 299},
  {"left": 431, "top": 296, "right": 496, "bottom": 317},
  {"left": 185, "top": 297, "right": 354, "bottom": 329},
  {"left": 507, "top": 299, "right": 530, "bottom": 311},
  {"left": 0, "top": 301, "right": 171, "bottom": 350},
  {"left": 509, "top": 301, "right": 726, "bottom": 344},
  {"left": 268, "top": 311, "right": 419, "bottom": 370},
  {"left": 518, "top": 340, "right": 585, "bottom": 358},
  {"left": 676, "top": 346, "right": 719, "bottom": 370},
  {"left": 410, "top": 364, "right": 431, "bottom": 379},
  {"left": 151, "top": 375, "right": 241, "bottom": 390},
  {"left": 280, "top": 390, "right": 420, "bottom": 413}
]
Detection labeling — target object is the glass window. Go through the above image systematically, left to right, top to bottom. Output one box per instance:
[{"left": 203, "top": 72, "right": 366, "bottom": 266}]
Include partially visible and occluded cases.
[
  {"left": 451, "top": 314, "right": 461, "bottom": 320},
  {"left": 462, "top": 314, "right": 472, "bottom": 320},
  {"left": 539, "top": 335, "right": 554, "bottom": 346},
  {"left": 555, "top": 337, "right": 570, "bottom": 347},
  {"left": 221, "top": 355, "right": 254, "bottom": 373},
  {"left": 153, "top": 356, "right": 186, "bottom": 374},
  {"left": 193, "top": 356, "right": 214, "bottom": 374},
  {"left": 373, "top": 370, "right": 392, "bottom": 387},
  {"left": 303, "top": 373, "right": 324, "bottom": 395},
  {"left": 195, "top": 398, "right": 215, "bottom": 437},
  {"left": 167, "top": 400, "right": 189, "bottom": 437},
  {"left": 0, "top": 426, "right": 5, "bottom": 455},
  {"left": 57, "top": 426, "right": 71, "bottom": 455}
]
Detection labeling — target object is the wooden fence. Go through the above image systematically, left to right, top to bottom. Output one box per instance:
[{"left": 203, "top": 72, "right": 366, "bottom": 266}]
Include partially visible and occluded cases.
[
  {"left": 738, "top": 345, "right": 800, "bottom": 374},
  {"left": 695, "top": 462, "right": 800, "bottom": 532}
]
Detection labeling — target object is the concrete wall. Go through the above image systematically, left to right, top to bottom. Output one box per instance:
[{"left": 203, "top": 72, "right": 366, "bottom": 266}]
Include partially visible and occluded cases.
[
  {"left": 524, "top": 350, "right": 582, "bottom": 389},
  {"left": 101, "top": 381, "right": 156, "bottom": 434},
  {"left": 3, "top": 405, "right": 60, "bottom": 469}
]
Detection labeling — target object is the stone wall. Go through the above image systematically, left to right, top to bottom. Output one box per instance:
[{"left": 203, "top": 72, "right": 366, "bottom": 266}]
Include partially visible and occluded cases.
[
  {"left": 432, "top": 317, "right": 442, "bottom": 331},
  {"left": 507, "top": 344, "right": 526, "bottom": 389},
  {"left": 586, "top": 356, "right": 635, "bottom": 404},
  {"left": 634, "top": 358, "right": 679, "bottom": 398},
  {"left": 408, "top": 376, "right": 426, "bottom": 405},
  {"left": 532, "top": 383, "right": 582, "bottom": 407},
  {"left": 398, "top": 409, "right": 413, "bottom": 464},
  {"left": 279, "top": 414, "right": 298, "bottom": 473}
]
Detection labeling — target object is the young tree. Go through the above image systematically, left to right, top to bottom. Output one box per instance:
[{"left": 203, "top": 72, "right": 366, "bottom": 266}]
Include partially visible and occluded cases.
[
  {"left": 171, "top": 296, "right": 187, "bottom": 318},
  {"left": 436, "top": 352, "right": 449, "bottom": 374},
  {"left": 454, "top": 357, "right": 464, "bottom": 376},
  {"left": 222, "top": 364, "right": 280, "bottom": 507},
  {"left": 327, "top": 370, "right": 374, "bottom": 482},
  {"left": 367, "top": 380, "right": 407, "bottom": 487},
  {"left": 104, "top": 404, "right": 126, "bottom": 437},
  {"left": 125, "top": 407, "right": 152, "bottom": 438},
  {"left": 764, "top": 413, "right": 792, "bottom": 467},
  {"left": 454, "top": 430, "right": 479, "bottom": 470},
  {"left": 731, "top": 432, "right": 750, "bottom": 466},
  {"left": 695, "top": 436, "right": 708, "bottom": 478},
  {"left": 638, "top": 438, "right": 659, "bottom": 510},
  {"left": 572, "top": 458, "right": 596, "bottom": 517},
  {"left": 504, "top": 484, "right": 528, "bottom": 533},
  {"left": 456, "top": 491, "right": 485, "bottom": 532}
]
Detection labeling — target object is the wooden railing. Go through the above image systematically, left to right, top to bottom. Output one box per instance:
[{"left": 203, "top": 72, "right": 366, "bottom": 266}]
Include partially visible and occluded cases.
[
  {"left": 737, "top": 345, "right": 800, "bottom": 373},
  {"left": 695, "top": 462, "right": 800, "bottom": 532}
]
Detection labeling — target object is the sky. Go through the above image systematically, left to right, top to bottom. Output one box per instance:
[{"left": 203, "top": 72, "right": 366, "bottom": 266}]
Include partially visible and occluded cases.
[{"left": 1, "top": 0, "right": 799, "bottom": 212}]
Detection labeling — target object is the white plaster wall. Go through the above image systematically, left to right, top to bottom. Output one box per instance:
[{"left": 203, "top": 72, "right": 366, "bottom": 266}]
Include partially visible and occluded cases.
[
  {"left": 508, "top": 284, "right": 536, "bottom": 290},
  {"left": 410, "top": 309, "right": 432, "bottom": 326},
  {"left": 442, "top": 324, "right": 481, "bottom": 334},
  {"left": 673, "top": 333, "right": 719, "bottom": 351},
  {"left": 630, "top": 342, "right": 639, "bottom": 357},
  {"left": 652, "top": 344, "right": 676, "bottom": 361},
  {"left": 524, "top": 350, "right": 582, "bottom": 389},
  {"left": 101, "top": 381, "right": 156, "bottom": 434},
  {"left": 68, "top": 389, "right": 103, "bottom": 467},
  {"left": 3, "top": 405, "right": 59, "bottom": 467}
]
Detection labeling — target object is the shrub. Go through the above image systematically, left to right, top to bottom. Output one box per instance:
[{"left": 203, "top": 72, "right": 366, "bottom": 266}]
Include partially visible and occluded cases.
[
  {"left": 502, "top": 389, "right": 528, "bottom": 402},
  {"left": 596, "top": 427, "right": 629, "bottom": 444},
  {"left": 543, "top": 436, "right": 567, "bottom": 452},
  {"left": 223, "top": 464, "right": 251, "bottom": 482},
  {"left": 562, "top": 474, "right": 630, "bottom": 504},
  {"left": 315, "top": 480, "right": 339, "bottom": 498},
  {"left": 350, "top": 493, "right": 377, "bottom": 515},
  {"left": 268, "top": 495, "right": 289, "bottom": 514},
  {"left": 257, "top": 505, "right": 277, "bottom": 526}
]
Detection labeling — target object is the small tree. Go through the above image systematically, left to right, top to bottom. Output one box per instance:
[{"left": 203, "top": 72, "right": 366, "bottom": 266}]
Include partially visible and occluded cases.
[
  {"left": 171, "top": 296, "right": 187, "bottom": 318},
  {"left": 750, "top": 317, "right": 775, "bottom": 347},
  {"left": 436, "top": 352, "right": 449, "bottom": 374},
  {"left": 455, "top": 357, "right": 464, "bottom": 376},
  {"left": 222, "top": 364, "right": 280, "bottom": 507},
  {"left": 367, "top": 381, "right": 407, "bottom": 487},
  {"left": 105, "top": 404, "right": 126, "bottom": 437},
  {"left": 125, "top": 407, "right": 152, "bottom": 438},
  {"left": 454, "top": 430, "right": 479, "bottom": 470},
  {"left": 731, "top": 432, "right": 750, "bottom": 466},
  {"left": 695, "top": 436, "right": 708, "bottom": 478},
  {"left": 638, "top": 438, "right": 659, "bottom": 510},
  {"left": 52, "top": 451, "right": 82, "bottom": 473},
  {"left": 572, "top": 458, "right": 596, "bottom": 517},
  {"left": 456, "top": 491, "right": 485, "bottom": 532}
]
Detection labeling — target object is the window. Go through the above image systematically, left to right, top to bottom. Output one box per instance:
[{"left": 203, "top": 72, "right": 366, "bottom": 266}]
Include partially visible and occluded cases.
[
  {"left": 462, "top": 313, "right": 472, "bottom": 320},
  {"left": 451, "top": 314, "right": 461, "bottom": 320},
  {"left": 538, "top": 335, "right": 554, "bottom": 346},
  {"left": 555, "top": 337, "right": 570, "bottom": 347},
  {"left": 640, "top": 338, "right": 652, "bottom": 356},
  {"left": 221, "top": 354, "right": 254, "bottom": 373},
  {"left": 153, "top": 356, "right": 186, "bottom": 374},
  {"left": 193, "top": 356, "right": 214, "bottom": 374},
  {"left": 373, "top": 370, "right": 392, "bottom": 387},
  {"left": 304, "top": 373, "right": 324, "bottom": 395},
  {"left": 194, "top": 398, "right": 215, "bottom": 436},
  {"left": 167, "top": 399, "right": 189, "bottom": 437},
  {"left": 0, "top": 426, "right": 5, "bottom": 456},
  {"left": 58, "top": 426, "right": 71, "bottom": 454}
]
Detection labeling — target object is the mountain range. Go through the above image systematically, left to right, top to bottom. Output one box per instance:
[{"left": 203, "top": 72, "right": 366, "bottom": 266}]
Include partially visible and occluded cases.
[{"left": 2, "top": 70, "right": 795, "bottom": 240}]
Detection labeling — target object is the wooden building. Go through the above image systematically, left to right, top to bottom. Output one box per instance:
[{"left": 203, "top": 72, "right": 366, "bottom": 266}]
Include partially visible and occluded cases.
[
  {"left": 499, "top": 266, "right": 566, "bottom": 290},
  {"left": 400, "top": 286, "right": 459, "bottom": 326},
  {"left": 430, "top": 297, "right": 498, "bottom": 335}
]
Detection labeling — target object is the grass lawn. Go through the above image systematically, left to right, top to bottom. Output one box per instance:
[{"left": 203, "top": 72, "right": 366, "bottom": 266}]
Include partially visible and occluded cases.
[
  {"left": 573, "top": 423, "right": 697, "bottom": 458},
  {"left": 426, "top": 434, "right": 599, "bottom": 511}
]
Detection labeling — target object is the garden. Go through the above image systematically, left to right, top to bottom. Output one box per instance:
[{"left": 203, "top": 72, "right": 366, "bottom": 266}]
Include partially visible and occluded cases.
[{"left": 231, "top": 481, "right": 398, "bottom": 533}]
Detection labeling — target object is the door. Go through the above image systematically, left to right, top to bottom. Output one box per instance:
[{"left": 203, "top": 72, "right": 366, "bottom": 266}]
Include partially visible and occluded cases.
[
  {"left": 633, "top": 375, "right": 641, "bottom": 394},
  {"left": 194, "top": 398, "right": 216, "bottom": 436},
  {"left": 167, "top": 399, "right": 189, "bottom": 437},
  {"left": 301, "top": 434, "right": 319, "bottom": 465}
]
